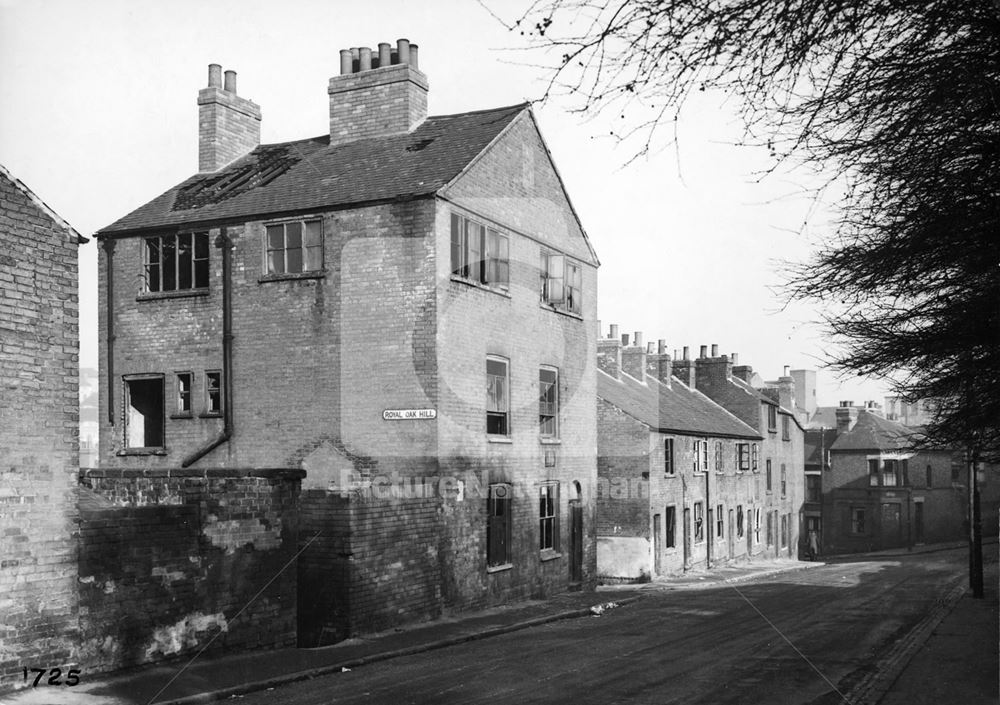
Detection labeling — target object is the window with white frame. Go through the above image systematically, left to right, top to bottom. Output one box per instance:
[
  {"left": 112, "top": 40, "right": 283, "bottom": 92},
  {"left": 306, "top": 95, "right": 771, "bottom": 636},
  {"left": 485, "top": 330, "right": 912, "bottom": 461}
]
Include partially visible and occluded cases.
[
  {"left": 450, "top": 212, "right": 509, "bottom": 289},
  {"left": 265, "top": 219, "right": 323, "bottom": 275},
  {"left": 144, "top": 232, "right": 209, "bottom": 292},
  {"left": 541, "top": 252, "right": 582, "bottom": 315},
  {"left": 486, "top": 356, "right": 510, "bottom": 436},
  {"left": 539, "top": 367, "right": 559, "bottom": 438},
  {"left": 205, "top": 371, "right": 222, "bottom": 416},
  {"left": 175, "top": 372, "right": 192, "bottom": 415},
  {"left": 664, "top": 438, "right": 675, "bottom": 475},
  {"left": 693, "top": 439, "right": 709, "bottom": 473},
  {"left": 715, "top": 441, "right": 724, "bottom": 473},
  {"left": 737, "top": 443, "right": 751, "bottom": 472},
  {"left": 752, "top": 443, "right": 759, "bottom": 472},
  {"left": 766, "top": 459, "right": 773, "bottom": 491},
  {"left": 781, "top": 464, "right": 787, "bottom": 497},
  {"left": 539, "top": 483, "right": 559, "bottom": 551},
  {"left": 716, "top": 504, "right": 724, "bottom": 538},
  {"left": 754, "top": 508, "right": 761, "bottom": 544}
]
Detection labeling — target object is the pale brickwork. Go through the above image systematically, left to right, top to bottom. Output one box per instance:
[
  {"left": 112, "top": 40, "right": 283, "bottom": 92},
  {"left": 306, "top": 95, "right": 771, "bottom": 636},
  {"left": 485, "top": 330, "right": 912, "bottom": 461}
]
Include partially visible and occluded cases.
[
  {"left": 328, "top": 63, "right": 428, "bottom": 145},
  {"left": 198, "top": 82, "right": 261, "bottom": 173},
  {"left": 0, "top": 166, "right": 81, "bottom": 690}
]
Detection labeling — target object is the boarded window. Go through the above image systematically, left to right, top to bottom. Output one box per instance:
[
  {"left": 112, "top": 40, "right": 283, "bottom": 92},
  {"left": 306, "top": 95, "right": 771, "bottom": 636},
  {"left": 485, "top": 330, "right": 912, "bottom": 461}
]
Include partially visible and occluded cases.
[
  {"left": 124, "top": 376, "right": 164, "bottom": 449},
  {"left": 487, "top": 484, "right": 512, "bottom": 567}
]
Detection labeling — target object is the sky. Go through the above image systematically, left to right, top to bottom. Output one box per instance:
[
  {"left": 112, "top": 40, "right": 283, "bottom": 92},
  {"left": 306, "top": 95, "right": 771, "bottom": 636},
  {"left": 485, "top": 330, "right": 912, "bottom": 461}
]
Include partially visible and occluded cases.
[{"left": 0, "top": 0, "right": 889, "bottom": 408}]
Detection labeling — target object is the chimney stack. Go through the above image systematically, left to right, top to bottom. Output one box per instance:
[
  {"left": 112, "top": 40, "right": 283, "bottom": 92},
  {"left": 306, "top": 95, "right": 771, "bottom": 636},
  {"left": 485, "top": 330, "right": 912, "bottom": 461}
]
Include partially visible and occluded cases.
[
  {"left": 328, "top": 37, "right": 428, "bottom": 145},
  {"left": 198, "top": 64, "right": 262, "bottom": 172},
  {"left": 597, "top": 324, "right": 623, "bottom": 379},
  {"left": 621, "top": 331, "right": 647, "bottom": 381},
  {"left": 646, "top": 339, "right": 673, "bottom": 387},
  {"left": 835, "top": 405, "right": 858, "bottom": 432}
]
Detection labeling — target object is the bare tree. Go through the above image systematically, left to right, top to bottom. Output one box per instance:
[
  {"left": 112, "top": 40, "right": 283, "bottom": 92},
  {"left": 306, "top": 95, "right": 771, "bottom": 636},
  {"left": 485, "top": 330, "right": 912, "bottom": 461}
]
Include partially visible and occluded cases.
[{"left": 500, "top": 0, "right": 1000, "bottom": 459}]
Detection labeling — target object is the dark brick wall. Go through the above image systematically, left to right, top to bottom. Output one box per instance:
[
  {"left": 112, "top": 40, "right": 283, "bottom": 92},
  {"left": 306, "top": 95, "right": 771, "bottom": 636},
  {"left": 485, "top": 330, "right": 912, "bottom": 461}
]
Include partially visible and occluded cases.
[
  {"left": 0, "top": 168, "right": 80, "bottom": 690},
  {"left": 77, "top": 468, "right": 301, "bottom": 673}
]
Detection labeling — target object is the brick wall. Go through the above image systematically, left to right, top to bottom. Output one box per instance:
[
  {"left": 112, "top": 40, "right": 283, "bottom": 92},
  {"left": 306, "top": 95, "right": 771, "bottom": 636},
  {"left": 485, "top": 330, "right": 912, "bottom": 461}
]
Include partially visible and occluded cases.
[
  {"left": 327, "top": 63, "right": 428, "bottom": 145},
  {"left": 197, "top": 86, "right": 261, "bottom": 172},
  {"left": 0, "top": 169, "right": 80, "bottom": 691},
  {"left": 77, "top": 468, "right": 301, "bottom": 673}
]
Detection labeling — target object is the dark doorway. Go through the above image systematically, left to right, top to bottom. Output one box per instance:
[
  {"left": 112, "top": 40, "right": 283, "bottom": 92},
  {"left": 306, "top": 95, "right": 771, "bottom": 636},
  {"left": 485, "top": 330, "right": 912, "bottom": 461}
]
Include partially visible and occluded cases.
[
  {"left": 125, "top": 376, "right": 164, "bottom": 448},
  {"left": 569, "top": 488, "right": 583, "bottom": 584},
  {"left": 914, "top": 502, "right": 924, "bottom": 544},
  {"left": 881, "top": 503, "right": 902, "bottom": 547},
  {"left": 683, "top": 507, "right": 692, "bottom": 570},
  {"left": 653, "top": 514, "right": 662, "bottom": 576}
]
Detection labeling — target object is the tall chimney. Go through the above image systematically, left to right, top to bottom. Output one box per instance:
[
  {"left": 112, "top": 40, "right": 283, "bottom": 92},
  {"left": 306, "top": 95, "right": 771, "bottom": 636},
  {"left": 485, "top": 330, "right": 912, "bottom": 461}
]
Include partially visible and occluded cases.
[
  {"left": 328, "top": 37, "right": 428, "bottom": 145},
  {"left": 198, "top": 64, "right": 261, "bottom": 172},
  {"left": 646, "top": 343, "right": 673, "bottom": 387},
  {"left": 835, "top": 405, "right": 858, "bottom": 432}
]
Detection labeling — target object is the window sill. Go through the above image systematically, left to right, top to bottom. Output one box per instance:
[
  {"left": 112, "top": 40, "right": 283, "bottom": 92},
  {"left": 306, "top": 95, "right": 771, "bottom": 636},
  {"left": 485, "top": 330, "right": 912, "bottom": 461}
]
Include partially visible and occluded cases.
[
  {"left": 259, "top": 270, "right": 327, "bottom": 284},
  {"left": 450, "top": 276, "right": 511, "bottom": 298},
  {"left": 137, "top": 288, "right": 209, "bottom": 301},
  {"left": 539, "top": 303, "right": 584, "bottom": 320},
  {"left": 200, "top": 412, "right": 223, "bottom": 419},
  {"left": 170, "top": 413, "right": 193, "bottom": 420},
  {"left": 487, "top": 436, "right": 513, "bottom": 444},
  {"left": 539, "top": 438, "right": 561, "bottom": 445},
  {"left": 118, "top": 448, "right": 167, "bottom": 456},
  {"left": 664, "top": 473, "right": 677, "bottom": 479},
  {"left": 540, "top": 551, "right": 562, "bottom": 562},
  {"left": 487, "top": 563, "right": 513, "bottom": 574}
]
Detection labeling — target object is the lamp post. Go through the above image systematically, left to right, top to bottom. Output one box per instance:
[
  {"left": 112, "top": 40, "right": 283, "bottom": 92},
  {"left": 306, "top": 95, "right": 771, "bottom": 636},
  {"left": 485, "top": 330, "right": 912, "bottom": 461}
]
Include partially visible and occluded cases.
[{"left": 969, "top": 450, "right": 984, "bottom": 599}]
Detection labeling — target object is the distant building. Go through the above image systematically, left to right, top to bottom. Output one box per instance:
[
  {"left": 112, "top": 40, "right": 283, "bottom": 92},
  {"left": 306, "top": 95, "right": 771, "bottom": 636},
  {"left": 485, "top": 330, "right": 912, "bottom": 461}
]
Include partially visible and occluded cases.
[
  {"left": 95, "top": 39, "right": 599, "bottom": 646},
  {"left": 0, "top": 164, "right": 86, "bottom": 688},
  {"left": 595, "top": 330, "right": 764, "bottom": 580},
  {"left": 884, "top": 396, "right": 938, "bottom": 427}
]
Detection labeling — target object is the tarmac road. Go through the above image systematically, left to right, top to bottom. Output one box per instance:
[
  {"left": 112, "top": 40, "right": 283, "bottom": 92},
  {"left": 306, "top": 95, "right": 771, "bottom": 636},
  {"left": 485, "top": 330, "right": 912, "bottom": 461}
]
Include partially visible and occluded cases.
[{"left": 236, "top": 550, "right": 969, "bottom": 705}]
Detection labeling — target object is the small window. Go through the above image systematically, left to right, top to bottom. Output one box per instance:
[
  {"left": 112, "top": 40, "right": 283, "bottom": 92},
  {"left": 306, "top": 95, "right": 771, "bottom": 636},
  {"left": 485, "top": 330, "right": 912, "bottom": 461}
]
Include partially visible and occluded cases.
[
  {"left": 265, "top": 220, "right": 323, "bottom": 275},
  {"left": 144, "top": 232, "right": 209, "bottom": 292},
  {"left": 542, "top": 251, "right": 583, "bottom": 314},
  {"left": 486, "top": 357, "right": 509, "bottom": 436},
  {"left": 539, "top": 367, "right": 559, "bottom": 438},
  {"left": 205, "top": 371, "right": 222, "bottom": 416},
  {"left": 175, "top": 372, "right": 192, "bottom": 415},
  {"left": 124, "top": 375, "right": 164, "bottom": 449},
  {"left": 767, "top": 405, "right": 777, "bottom": 432},
  {"left": 782, "top": 414, "right": 790, "bottom": 441},
  {"left": 664, "top": 438, "right": 675, "bottom": 476},
  {"left": 693, "top": 440, "right": 709, "bottom": 473},
  {"left": 714, "top": 441, "right": 723, "bottom": 473},
  {"left": 736, "top": 443, "right": 750, "bottom": 472},
  {"left": 752, "top": 443, "right": 759, "bottom": 472},
  {"left": 869, "top": 458, "right": 880, "bottom": 486},
  {"left": 766, "top": 459, "right": 773, "bottom": 491},
  {"left": 883, "top": 459, "right": 898, "bottom": 487},
  {"left": 781, "top": 464, "right": 787, "bottom": 498},
  {"left": 926, "top": 464, "right": 933, "bottom": 488},
  {"left": 806, "top": 474, "right": 821, "bottom": 502},
  {"left": 539, "top": 483, "right": 559, "bottom": 551},
  {"left": 487, "top": 484, "right": 512, "bottom": 567},
  {"left": 693, "top": 502, "right": 704, "bottom": 543},
  {"left": 716, "top": 504, "right": 724, "bottom": 538},
  {"left": 736, "top": 505, "right": 744, "bottom": 538},
  {"left": 665, "top": 506, "right": 676, "bottom": 548},
  {"left": 851, "top": 507, "right": 866, "bottom": 534},
  {"left": 754, "top": 508, "right": 761, "bottom": 544},
  {"left": 780, "top": 514, "right": 788, "bottom": 547}
]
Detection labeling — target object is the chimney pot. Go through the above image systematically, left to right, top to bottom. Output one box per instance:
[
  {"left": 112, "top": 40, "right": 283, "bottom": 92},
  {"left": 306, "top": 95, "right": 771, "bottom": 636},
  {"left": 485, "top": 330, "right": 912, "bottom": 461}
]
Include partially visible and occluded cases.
[
  {"left": 396, "top": 38, "right": 411, "bottom": 65},
  {"left": 379, "top": 42, "right": 392, "bottom": 68},
  {"left": 410, "top": 43, "right": 419, "bottom": 68},
  {"left": 359, "top": 47, "right": 372, "bottom": 71},
  {"left": 339, "top": 50, "right": 353, "bottom": 75},
  {"left": 208, "top": 64, "right": 222, "bottom": 88},
  {"left": 223, "top": 70, "right": 237, "bottom": 93},
  {"left": 609, "top": 324, "right": 619, "bottom": 340},
  {"left": 633, "top": 331, "right": 643, "bottom": 349},
  {"left": 621, "top": 333, "right": 630, "bottom": 347},
  {"left": 658, "top": 339, "right": 667, "bottom": 354},
  {"left": 647, "top": 342, "right": 655, "bottom": 354},
  {"left": 711, "top": 344, "right": 718, "bottom": 357},
  {"left": 699, "top": 345, "right": 707, "bottom": 359},
  {"left": 683, "top": 346, "right": 689, "bottom": 361},
  {"left": 732, "top": 353, "right": 738, "bottom": 365},
  {"left": 783, "top": 365, "right": 790, "bottom": 376}
]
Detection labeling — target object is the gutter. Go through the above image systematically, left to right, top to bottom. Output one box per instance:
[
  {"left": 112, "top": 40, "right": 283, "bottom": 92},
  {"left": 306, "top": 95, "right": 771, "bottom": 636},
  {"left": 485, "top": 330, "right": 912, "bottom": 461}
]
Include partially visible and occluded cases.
[{"left": 182, "top": 227, "right": 233, "bottom": 468}]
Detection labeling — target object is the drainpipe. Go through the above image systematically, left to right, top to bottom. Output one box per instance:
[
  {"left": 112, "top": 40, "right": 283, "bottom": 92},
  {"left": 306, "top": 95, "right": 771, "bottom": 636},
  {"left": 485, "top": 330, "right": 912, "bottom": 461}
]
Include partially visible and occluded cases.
[
  {"left": 182, "top": 227, "right": 233, "bottom": 467},
  {"left": 103, "top": 238, "right": 116, "bottom": 424},
  {"left": 705, "top": 456, "right": 711, "bottom": 569}
]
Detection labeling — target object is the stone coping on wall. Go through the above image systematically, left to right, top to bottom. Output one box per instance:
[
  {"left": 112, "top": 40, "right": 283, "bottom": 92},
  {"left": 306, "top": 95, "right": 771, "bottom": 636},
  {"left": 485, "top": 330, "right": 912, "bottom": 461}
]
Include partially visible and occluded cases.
[{"left": 80, "top": 467, "right": 307, "bottom": 480}]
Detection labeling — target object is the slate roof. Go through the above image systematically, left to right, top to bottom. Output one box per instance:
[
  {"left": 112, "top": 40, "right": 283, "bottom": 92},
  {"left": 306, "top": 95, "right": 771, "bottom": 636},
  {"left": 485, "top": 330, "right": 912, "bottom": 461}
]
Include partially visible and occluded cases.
[
  {"left": 97, "top": 104, "right": 529, "bottom": 236},
  {"left": 598, "top": 370, "right": 761, "bottom": 439},
  {"left": 830, "top": 410, "right": 922, "bottom": 452},
  {"left": 804, "top": 428, "right": 838, "bottom": 466}
]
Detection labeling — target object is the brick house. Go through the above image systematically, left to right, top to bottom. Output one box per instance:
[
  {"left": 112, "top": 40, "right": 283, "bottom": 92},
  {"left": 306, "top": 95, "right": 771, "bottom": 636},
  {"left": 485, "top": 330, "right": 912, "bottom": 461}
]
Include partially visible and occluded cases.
[
  {"left": 95, "top": 40, "right": 599, "bottom": 645},
  {"left": 0, "top": 164, "right": 85, "bottom": 688},
  {"left": 596, "top": 328, "right": 800, "bottom": 581},
  {"left": 682, "top": 346, "right": 806, "bottom": 563},
  {"left": 813, "top": 406, "right": 976, "bottom": 553}
]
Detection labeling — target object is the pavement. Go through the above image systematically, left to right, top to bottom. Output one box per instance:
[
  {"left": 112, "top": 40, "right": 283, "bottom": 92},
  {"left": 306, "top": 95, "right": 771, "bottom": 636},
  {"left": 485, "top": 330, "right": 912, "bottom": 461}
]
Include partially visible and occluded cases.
[{"left": 0, "top": 541, "right": 993, "bottom": 705}]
